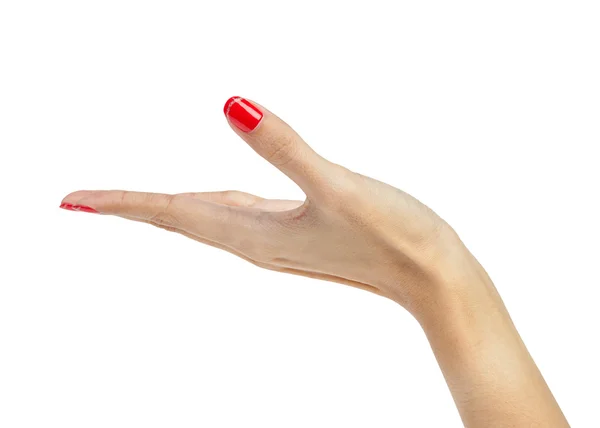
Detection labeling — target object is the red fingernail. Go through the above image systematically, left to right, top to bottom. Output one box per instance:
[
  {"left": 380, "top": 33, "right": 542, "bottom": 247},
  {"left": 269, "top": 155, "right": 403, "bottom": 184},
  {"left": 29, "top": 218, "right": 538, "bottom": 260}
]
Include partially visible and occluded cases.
[
  {"left": 223, "top": 96, "right": 263, "bottom": 133},
  {"left": 59, "top": 203, "right": 99, "bottom": 214}
]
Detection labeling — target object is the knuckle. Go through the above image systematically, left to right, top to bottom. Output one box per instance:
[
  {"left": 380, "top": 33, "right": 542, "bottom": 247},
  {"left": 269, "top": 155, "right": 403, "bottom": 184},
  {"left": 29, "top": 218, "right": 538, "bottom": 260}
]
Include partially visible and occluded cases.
[
  {"left": 263, "top": 134, "right": 298, "bottom": 167},
  {"left": 319, "top": 168, "right": 365, "bottom": 210},
  {"left": 118, "top": 190, "right": 128, "bottom": 207},
  {"left": 220, "top": 190, "right": 258, "bottom": 206},
  {"left": 220, "top": 190, "right": 239, "bottom": 204},
  {"left": 221, "top": 190, "right": 239, "bottom": 198},
  {"left": 148, "top": 194, "right": 181, "bottom": 227},
  {"left": 150, "top": 212, "right": 180, "bottom": 227}
]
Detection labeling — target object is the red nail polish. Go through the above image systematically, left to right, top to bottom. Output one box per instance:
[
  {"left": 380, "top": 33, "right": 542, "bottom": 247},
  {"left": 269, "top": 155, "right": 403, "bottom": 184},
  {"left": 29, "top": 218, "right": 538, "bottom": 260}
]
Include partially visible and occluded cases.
[
  {"left": 223, "top": 96, "right": 263, "bottom": 133},
  {"left": 59, "top": 203, "right": 99, "bottom": 214}
]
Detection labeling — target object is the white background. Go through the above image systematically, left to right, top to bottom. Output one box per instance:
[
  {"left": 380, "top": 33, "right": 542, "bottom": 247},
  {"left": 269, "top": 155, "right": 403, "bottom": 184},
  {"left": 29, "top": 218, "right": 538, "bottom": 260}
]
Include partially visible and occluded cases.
[{"left": 1, "top": 1, "right": 599, "bottom": 426}]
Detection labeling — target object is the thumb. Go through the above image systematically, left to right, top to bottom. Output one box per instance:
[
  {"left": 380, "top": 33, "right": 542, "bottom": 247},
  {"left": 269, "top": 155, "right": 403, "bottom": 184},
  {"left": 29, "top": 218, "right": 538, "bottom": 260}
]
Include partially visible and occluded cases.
[{"left": 223, "top": 96, "right": 333, "bottom": 197}]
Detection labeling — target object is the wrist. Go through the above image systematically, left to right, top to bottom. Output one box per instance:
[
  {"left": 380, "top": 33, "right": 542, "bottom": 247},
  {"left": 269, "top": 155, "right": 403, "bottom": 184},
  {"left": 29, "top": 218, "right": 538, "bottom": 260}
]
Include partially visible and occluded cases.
[{"left": 382, "top": 226, "right": 494, "bottom": 321}]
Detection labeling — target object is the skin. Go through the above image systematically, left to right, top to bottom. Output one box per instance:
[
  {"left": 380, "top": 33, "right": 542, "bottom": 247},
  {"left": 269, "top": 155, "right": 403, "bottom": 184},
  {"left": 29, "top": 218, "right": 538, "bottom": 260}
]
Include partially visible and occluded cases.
[{"left": 61, "top": 100, "right": 570, "bottom": 427}]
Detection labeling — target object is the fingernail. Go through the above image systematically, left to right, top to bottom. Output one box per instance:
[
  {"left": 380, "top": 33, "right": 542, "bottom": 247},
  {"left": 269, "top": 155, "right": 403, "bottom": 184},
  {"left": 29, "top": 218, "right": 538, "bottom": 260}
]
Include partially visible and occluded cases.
[
  {"left": 223, "top": 96, "right": 263, "bottom": 133},
  {"left": 59, "top": 203, "right": 99, "bottom": 214}
]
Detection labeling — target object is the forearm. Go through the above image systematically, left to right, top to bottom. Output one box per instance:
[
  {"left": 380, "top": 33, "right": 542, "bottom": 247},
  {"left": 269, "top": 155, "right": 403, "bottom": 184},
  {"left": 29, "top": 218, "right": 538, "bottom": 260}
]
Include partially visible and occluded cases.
[{"left": 415, "top": 257, "right": 569, "bottom": 427}]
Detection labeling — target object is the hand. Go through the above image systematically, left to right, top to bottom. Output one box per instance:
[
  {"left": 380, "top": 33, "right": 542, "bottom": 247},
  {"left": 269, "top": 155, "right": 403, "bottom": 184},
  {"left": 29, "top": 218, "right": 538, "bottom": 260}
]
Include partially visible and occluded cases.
[
  {"left": 60, "top": 96, "right": 569, "bottom": 427},
  {"left": 60, "top": 96, "right": 472, "bottom": 313},
  {"left": 60, "top": 97, "right": 475, "bottom": 311}
]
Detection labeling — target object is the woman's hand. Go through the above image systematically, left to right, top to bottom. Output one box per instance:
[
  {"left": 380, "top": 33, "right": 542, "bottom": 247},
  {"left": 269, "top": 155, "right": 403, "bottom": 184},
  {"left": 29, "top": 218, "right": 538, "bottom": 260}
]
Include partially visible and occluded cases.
[
  {"left": 60, "top": 96, "right": 473, "bottom": 315},
  {"left": 60, "top": 96, "right": 569, "bottom": 427}
]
